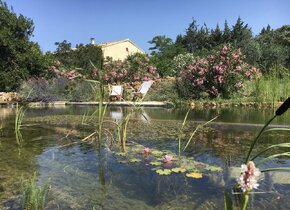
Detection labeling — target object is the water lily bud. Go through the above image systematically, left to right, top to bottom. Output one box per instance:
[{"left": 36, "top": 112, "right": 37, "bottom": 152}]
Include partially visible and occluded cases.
[{"left": 275, "top": 97, "right": 290, "bottom": 116}]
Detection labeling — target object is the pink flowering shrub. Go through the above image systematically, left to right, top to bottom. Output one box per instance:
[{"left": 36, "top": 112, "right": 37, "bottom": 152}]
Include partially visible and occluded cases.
[
  {"left": 177, "top": 45, "right": 261, "bottom": 99},
  {"left": 102, "top": 53, "right": 159, "bottom": 83},
  {"left": 47, "top": 65, "right": 83, "bottom": 80}
]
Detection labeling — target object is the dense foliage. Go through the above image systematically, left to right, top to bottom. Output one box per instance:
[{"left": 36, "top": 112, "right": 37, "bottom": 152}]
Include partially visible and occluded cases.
[
  {"left": 0, "top": 1, "right": 49, "bottom": 91},
  {"left": 149, "top": 17, "right": 290, "bottom": 76},
  {"left": 54, "top": 41, "right": 103, "bottom": 78},
  {"left": 177, "top": 45, "right": 261, "bottom": 99}
]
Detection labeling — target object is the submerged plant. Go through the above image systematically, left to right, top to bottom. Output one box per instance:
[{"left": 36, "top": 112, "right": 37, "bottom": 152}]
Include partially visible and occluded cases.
[{"left": 21, "top": 172, "right": 50, "bottom": 210}]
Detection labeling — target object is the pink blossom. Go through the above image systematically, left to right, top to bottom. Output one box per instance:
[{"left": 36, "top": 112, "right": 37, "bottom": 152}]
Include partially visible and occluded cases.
[
  {"left": 144, "top": 148, "right": 150, "bottom": 155},
  {"left": 164, "top": 155, "right": 173, "bottom": 163},
  {"left": 237, "top": 161, "right": 260, "bottom": 192}
]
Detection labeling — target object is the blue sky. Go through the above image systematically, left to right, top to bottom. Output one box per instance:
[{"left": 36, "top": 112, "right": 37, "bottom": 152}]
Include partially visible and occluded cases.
[{"left": 4, "top": 0, "right": 290, "bottom": 53}]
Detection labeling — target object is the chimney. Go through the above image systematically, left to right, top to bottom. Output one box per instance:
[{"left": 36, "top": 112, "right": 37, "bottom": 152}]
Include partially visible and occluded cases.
[{"left": 90, "top": 38, "right": 95, "bottom": 45}]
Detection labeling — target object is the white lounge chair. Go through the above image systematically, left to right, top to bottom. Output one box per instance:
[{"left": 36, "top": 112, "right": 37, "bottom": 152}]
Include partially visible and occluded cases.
[
  {"left": 132, "top": 80, "right": 154, "bottom": 101},
  {"left": 109, "top": 85, "right": 123, "bottom": 101}
]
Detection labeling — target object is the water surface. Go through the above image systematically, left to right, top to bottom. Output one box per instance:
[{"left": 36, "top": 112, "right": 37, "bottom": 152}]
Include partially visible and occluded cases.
[{"left": 0, "top": 106, "right": 290, "bottom": 209}]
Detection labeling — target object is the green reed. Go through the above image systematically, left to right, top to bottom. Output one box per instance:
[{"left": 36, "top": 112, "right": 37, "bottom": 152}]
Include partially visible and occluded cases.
[
  {"left": 86, "top": 61, "right": 108, "bottom": 148},
  {"left": 250, "top": 73, "right": 290, "bottom": 103},
  {"left": 225, "top": 97, "right": 290, "bottom": 210},
  {"left": 15, "top": 104, "right": 26, "bottom": 145},
  {"left": 114, "top": 107, "right": 139, "bottom": 152},
  {"left": 177, "top": 109, "right": 217, "bottom": 158},
  {"left": 21, "top": 172, "right": 50, "bottom": 210}
]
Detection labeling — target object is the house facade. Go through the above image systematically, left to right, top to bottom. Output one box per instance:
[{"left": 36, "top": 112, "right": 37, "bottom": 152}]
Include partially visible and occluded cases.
[{"left": 92, "top": 38, "right": 145, "bottom": 61}]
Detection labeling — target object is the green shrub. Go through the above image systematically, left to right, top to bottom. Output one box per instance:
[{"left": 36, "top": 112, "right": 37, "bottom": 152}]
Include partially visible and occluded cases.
[{"left": 145, "top": 80, "right": 180, "bottom": 103}]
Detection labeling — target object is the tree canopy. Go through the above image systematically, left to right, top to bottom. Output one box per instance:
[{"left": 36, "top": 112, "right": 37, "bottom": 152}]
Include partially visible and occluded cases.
[{"left": 0, "top": 0, "right": 48, "bottom": 91}]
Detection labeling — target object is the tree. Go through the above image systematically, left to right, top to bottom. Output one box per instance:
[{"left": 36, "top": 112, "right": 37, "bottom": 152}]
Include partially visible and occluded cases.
[
  {"left": 0, "top": 0, "right": 48, "bottom": 91},
  {"left": 222, "top": 20, "right": 231, "bottom": 43},
  {"left": 210, "top": 24, "right": 223, "bottom": 47},
  {"left": 148, "top": 35, "right": 185, "bottom": 76},
  {"left": 148, "top": 35, "right": 173, "bottom": 55},
  {"left": 54, "top": 40, "right": 74, "bottom": 67},
  {"left": 53, "top": 41, "right": 103, "bottom": 77}
]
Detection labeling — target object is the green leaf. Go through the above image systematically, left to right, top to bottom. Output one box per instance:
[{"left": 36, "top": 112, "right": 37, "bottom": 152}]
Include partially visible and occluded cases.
[
  {"left": 251, "top": 143, "right": 290, "bottom": 161},
  {"left": 151, "top": 150, "right": 163, "bottom": 156},
  {"left": 129, "top": 158, "right": 141, "bottom": 163},
  {"left": 150, "top": 161, "right": 162, "bottom": 166},
  {"left": 205, "top": 165, "right": 223, "bottom": 172},
  {"left": 171, "top": 167, "right": 186, "bottom": 173},
  {"left": 261, "top": 167, "right": 290, "bottom": 173},
  {"left": 156, "top": 169, "right": 172, "bottom": 175},
  {"left": 224, "top": 192, "right": 233, "bottom": 210}
]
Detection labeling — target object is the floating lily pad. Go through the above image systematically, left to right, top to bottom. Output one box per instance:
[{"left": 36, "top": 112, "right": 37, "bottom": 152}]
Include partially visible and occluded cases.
[
  {"left": 151, "top": 150, "right": 163, "bottom": 156},
  {"left": 129, "top": 158, "right": 141, "bottom": 163},
  {"left": 150, "top": 161, "right": 162, "bottom": 166},
  {"left": 184, "top": 163, "right": 197, "bottom": 171},
  {"left": 205, "top": 165, "right": 223, "bottom": 172},
  {"left": 171, "top": 167, "right": 186, "bottom": 173},
  {"left": 156, "top": 169, "right": 172, "bottom": 175},
  {"left": 186, "top": 172, "right": 203, "bottom": 179}
]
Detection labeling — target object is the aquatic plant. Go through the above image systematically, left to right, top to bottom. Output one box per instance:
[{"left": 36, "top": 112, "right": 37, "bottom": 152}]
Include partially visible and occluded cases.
[
  {"left": 86, "top": 61, "right": 108, "bottom": 148},
  {"left": 225, "top": 97, "right": 290, "bottom": 210},
  {"left": 15, "top": 104, "right": 26, "bottom": 145},
  {"left": 177, "top": 109, "right": 217, "bottom": 157},
  {"left": 21, "top": 172, "right": 50, "bottom": 210}
]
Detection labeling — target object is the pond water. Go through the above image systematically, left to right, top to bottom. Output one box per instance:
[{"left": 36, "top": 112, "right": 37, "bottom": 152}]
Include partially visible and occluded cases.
[{"left": 0, "top": 106, "right": 290, "bottom": 209}]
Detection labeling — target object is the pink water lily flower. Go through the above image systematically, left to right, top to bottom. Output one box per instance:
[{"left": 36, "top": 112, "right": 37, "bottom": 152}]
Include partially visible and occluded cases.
[
  {"left": 144, "top": 148, "right": 150, "bottom": 155},
  {"left": 164, "top": 155, "right": 173, "bottom": 163}
]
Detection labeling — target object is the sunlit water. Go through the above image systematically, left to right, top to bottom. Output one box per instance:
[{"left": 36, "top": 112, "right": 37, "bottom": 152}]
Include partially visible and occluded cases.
[{"left": 0, "top": 106, "right": 290, "bottom": 209}]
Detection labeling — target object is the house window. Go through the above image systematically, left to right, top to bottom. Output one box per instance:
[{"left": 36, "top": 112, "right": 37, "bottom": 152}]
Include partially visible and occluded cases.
[{"left": 126, "top": 47, "right": 129, "bottom": 52}]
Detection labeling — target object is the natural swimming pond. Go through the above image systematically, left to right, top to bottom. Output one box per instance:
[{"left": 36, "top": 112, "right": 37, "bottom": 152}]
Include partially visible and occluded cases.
[{"left": 0, "top": 106, "right": 290, "bottom": 209}]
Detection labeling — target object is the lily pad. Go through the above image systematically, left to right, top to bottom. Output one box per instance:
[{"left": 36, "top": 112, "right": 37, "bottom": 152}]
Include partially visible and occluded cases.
[
  {"left": 151, "top": 150, "right": 164, "bottom": 156},
  {"left": 129, "top": 158, "right": 141, "bottom": 163},
  {"left": 150, "top": 161, "right": 162, "bottom": 166},
  {"left": 184, "top": 163, "right": 197, "bottom": 171},
  {"left": 205, "top": 165, "right": 223, "bottom": 172},
  {"left": 171, "top": 167, "right": 186, "bottom": 173},
  {"left": 156, "top": 169, "right": 172, "bottom": 175},
  {"left": 186, "top": 172, "right": 203, "bottom": 179}
]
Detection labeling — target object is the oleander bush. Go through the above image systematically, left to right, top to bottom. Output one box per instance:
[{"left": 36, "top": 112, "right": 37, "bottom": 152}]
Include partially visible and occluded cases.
[
  {"left": 177, "top": 45, "right": 261, "bottom": 99},
  {"left": 102, "top": 53, "right": 159, "bottom": 83}
]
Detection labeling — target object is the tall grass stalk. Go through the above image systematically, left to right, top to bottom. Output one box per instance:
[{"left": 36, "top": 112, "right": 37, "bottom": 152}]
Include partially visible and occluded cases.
[
  {"left": 86, "top": 61, "right": 107, "bottom": 148},
  {"left": 15, "top": 104, "right": 26, "bottom": 145},
  {"left": 177, "top": 109, "right": 217, "bottom": 157},
  {"left": 115, "top": 111, "right": 132, "bottom": 152},
  {"left": 21, "top": 172, "right": 50, "bottom": 210}
]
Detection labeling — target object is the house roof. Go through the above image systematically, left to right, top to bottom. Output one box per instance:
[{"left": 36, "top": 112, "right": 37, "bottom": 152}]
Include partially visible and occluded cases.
[{"left": 97, "top": 38, "right": 145, "bottom": 53}]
